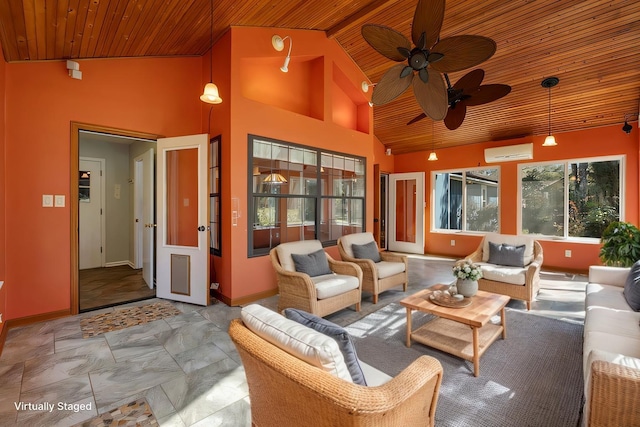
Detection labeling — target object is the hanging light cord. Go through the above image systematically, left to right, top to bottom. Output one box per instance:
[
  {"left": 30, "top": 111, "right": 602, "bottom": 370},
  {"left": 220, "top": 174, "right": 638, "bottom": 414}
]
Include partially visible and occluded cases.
[
  {"left": 208, "top": 0, "right": 213, "bottom": 83},
  {"left": 548, "top": 86, "right": 552, "bottom": 136}
]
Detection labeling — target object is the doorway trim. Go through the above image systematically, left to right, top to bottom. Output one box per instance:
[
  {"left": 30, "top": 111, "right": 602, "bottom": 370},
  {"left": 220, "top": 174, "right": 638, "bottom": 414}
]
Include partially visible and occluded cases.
[{"left": 70, "top": 122, "right": 163, "bottom": 315}]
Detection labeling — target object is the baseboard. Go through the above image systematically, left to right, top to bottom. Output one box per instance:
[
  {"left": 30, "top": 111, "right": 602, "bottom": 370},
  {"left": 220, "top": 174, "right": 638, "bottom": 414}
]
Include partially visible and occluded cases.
[
  {"left": 104, "top": 261, "right": 134, "bottom": 268},
  {"left": 211, "top": 288, "right": 278, "bottom": 307}
]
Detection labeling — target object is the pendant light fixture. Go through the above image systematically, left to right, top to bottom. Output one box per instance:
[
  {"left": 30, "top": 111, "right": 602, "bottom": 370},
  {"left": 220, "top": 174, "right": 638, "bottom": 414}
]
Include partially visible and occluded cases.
[
  {"left": 200, "top": 0, "right": 222, "bottom": 104},
  {"left": 541, "top": 77, "right": 559, "bottom": 146},
  {"left": 428, "top": 121, "right": 438, "bottom": 161},
  {"left": 263, "top": 173, "right": 288, "bottom": 184}
]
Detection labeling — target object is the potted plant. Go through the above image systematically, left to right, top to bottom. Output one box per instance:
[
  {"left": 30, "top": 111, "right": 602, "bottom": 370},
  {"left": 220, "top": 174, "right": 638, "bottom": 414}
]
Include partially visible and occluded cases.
[
  {"left": 599, "top": 221, "right": 640, "bottom": 267},
  {"left": 452, "top": 260, "right": 483, "bottom": 297}
]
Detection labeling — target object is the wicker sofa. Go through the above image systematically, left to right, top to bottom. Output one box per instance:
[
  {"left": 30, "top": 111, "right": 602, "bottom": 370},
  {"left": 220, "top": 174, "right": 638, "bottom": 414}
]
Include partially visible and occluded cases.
[
  {"left": 465, "top": 233, "right": 543, "bottom": 310},
  {"left": 583, "top": 265, "right": 640, "bottom": 426},
  {"left": 229, "top": 304, "right": 443, "bottom": 427}
]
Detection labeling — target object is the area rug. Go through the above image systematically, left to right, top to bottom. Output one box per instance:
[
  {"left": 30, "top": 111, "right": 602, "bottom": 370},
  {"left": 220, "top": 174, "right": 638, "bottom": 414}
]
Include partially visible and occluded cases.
[
  {"left": 80, "top": 301, "right": 181, "bottom": 338},
  {"left": 345, "top": 303, "right": 584, "bottom": 427},
  {"left": 72, "top": 398, "right": 157, "bottom": 426}
]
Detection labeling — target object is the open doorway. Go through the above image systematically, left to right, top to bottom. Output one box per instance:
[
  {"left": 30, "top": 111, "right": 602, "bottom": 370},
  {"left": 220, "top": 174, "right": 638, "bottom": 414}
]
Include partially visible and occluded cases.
[{"left": 70, "top": 123, "right": 163, "bottom": 314}]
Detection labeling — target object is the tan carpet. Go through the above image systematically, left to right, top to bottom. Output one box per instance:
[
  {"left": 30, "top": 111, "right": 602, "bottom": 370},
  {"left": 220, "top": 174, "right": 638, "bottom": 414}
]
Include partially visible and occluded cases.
[
  {"left": 80, "top": 301, "right": 181, "bottom": 338},
  {"left": 72, "top": 398, "right": 157, "bottom": 426}
]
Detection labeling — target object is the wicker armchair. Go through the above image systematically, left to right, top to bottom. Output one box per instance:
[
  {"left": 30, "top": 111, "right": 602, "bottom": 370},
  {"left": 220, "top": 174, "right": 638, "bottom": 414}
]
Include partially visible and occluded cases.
[
  {"left": 337, "top": 232, "right": 408, "bottom": 304},
  {"left": 465, "top": 234, "right": 543, "bottom": 310},
  {"left": 270, "top": 240, "right": 362, "bottom": 317},
  {"left": 229, "top": 317, "right": 443, "bottom": 427}
]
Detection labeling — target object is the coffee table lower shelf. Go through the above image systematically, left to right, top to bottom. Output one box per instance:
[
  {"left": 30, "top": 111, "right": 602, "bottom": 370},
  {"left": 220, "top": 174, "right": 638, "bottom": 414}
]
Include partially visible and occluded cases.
[{"left": 410, "top": 318, "right": 504, "bottom": 374}]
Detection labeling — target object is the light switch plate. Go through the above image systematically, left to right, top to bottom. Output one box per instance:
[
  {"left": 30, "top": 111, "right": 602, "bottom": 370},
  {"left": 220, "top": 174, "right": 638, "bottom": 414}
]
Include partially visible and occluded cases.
[
  {"left": 42, "top": 194, "right": 53, "bottom": 207},
  {"left": 55, "top": 195, "right": 65, "bottom": 207}
]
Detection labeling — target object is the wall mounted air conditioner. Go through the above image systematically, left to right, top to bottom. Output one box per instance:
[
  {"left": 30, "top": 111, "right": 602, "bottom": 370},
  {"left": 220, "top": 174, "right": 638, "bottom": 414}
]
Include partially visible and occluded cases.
[{"left": 484, "top": 143, "right": 533, "bottom": 163}]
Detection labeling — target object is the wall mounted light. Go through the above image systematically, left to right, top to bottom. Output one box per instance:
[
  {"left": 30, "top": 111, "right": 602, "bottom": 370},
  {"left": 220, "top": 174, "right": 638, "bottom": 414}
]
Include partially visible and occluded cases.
[
  {"left": 200, "top": 0, "right": 222, "bottom": 104},
  {"left": 272, "top": 35, "right": 292, "bottom": 72},
  {"left": 67, "top": 60, "right": 82, "bottom": 80},
  {"left": 541, "top": 76, "right": 559, "bottom": 146},
  {"left": 361, "top": 81, "right": 376, "bottom": 93},
  {"left": 622, "top": 113, "right": 638, "bottom": 134},
  {"left": 385, "top": 148, "right": 392, "bottom": 156}
]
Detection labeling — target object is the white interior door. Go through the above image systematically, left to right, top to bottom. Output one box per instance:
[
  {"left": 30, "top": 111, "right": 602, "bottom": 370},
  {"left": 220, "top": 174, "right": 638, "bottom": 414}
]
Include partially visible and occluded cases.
[
  {"left": 156, "top": 134, "right": 209, "bottom": 305},
  {"left": 134, "top": 148, "right": 155, "bottom": 289},
  {"left": 79, "top": 158, "right": 106, "bottom": 269},
  {"left": 388, "top": 172, "right": 425, "bottom": 254}
]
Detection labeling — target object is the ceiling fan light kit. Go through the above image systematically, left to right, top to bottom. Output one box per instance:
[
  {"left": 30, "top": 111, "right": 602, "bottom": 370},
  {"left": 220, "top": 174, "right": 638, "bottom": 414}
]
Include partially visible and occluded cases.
[
  {"left": 201, "top": 0, "right": 222, "bottom": 104},
  {"left": 272, "top": 35, "right": 292, "bottom": 72},
  {"left": 541, "top": 76, "right": 559, "bottom": 146}
]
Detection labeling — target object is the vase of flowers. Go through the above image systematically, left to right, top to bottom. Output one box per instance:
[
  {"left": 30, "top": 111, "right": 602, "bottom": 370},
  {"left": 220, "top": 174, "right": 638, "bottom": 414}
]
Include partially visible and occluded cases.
[{"left": 452, "top": 260, "right": 483, "bottom": 297}]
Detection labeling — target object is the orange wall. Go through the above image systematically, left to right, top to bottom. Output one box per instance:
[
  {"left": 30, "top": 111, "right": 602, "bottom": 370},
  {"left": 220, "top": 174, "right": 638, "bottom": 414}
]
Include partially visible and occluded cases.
[
  {"left": 217, "top": 27, "right": 372, "bottom": 302},
  {"left": 0, "top": 46, "right": 6, "bottom": 333},
  {"left": 5, "top": 56, "right": 203, "bottom": 320},
  {"left": 394, "top": 124, "right": 640, "bottom": 272}
]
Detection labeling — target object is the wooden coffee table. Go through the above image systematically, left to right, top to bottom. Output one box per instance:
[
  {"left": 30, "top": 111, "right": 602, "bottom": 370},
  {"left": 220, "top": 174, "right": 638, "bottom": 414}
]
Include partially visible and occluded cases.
[{"left": 399, "top": 287, "right": 510, "bottom": 377}]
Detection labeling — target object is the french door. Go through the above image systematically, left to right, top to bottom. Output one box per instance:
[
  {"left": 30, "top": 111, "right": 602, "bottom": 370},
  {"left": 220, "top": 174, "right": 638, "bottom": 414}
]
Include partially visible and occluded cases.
[{"left": 388, "top": 172, "right": 425, "bottom": 254}]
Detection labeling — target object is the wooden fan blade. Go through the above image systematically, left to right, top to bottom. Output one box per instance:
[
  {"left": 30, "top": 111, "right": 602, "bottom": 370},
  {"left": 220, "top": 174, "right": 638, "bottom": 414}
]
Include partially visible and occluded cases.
[
  {"left": 412, "top": 0, "right": 445, "bottom": 49},
  {"left": 362, "top": 24, "right": 411, "bottom": 62},
  {"left": 430, "top": 36, "right": 497, "bottom": 73},
  {"left": 371, "top": 63, "right": 414, "bottom": 105},
  {"left": 412, "top": 68, "right": 448, "bottom": 121},
  {"left": 454, "top": 69, "right": 485, "bottom": 92},
  {"left": 465, "top": 84, "right": 511, "bottom": 106},
  {"left": 444, "top": 104, "right": 467, "bottom": 130},
  {"left": 407, "top": 113, "right": 428, "bottom": 125}
]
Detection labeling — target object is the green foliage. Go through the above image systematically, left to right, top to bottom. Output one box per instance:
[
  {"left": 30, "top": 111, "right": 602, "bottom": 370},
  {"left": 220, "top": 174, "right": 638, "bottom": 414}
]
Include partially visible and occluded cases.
[{"left": 599, "top": 221, "right": 640, "bottom": 267}]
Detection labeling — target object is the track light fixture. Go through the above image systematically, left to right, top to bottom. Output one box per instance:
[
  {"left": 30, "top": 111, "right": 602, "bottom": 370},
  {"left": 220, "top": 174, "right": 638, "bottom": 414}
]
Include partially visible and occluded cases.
[
  {"left": 272, "top": 35, "right": 292, "bottom": 72},
  {"left": 541, "top": 77, "right": 559, "bottom": 146}
]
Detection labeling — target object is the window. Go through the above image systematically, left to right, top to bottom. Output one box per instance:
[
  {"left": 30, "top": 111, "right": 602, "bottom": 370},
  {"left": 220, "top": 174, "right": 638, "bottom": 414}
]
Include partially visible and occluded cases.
[
  {"left": 249, "top": 135, "right": 365, "bottom": 256},
  {"left": 209, "top": 136, "right": 221, "bottom": 255},
  {"left": 520, "top": 157, "right": 622, "bottom": 238},
  {"left": 433, "top": 168, "right": 499, "bottom": 232}
]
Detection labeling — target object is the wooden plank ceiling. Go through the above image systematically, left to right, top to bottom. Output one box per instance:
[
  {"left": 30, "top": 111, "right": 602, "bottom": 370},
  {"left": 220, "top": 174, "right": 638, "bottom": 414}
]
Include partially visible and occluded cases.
[{"left": 0, "top": 0, "right": 638, "bottom": 154}]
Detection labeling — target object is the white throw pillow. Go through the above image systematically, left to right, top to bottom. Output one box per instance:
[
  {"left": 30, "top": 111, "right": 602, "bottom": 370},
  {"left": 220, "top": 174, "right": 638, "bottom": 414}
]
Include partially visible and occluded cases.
[{"left": 240, "top": 304, "right": 353, "bottom": 382}]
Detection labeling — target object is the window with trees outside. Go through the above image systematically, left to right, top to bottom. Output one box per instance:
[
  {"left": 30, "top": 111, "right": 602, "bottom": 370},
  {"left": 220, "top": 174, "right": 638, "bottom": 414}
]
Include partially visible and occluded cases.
[
  {"left": 248, "top": 135, "right": 365, "bottom": 256},
  {"left": 209, "top": 136, "right": 221, "bottom": 256},
  {"left": 520, "top": 157, "right": 622, "bottom": 238},
  {"left": 433, "top": 168, "right": 500, "bottom": 232}
]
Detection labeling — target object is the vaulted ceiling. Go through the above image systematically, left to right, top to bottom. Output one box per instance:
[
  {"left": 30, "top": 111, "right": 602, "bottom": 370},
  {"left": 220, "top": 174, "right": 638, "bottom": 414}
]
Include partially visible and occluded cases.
[{"left": 1, "top": 0, "right": 638, "bottom": 154}]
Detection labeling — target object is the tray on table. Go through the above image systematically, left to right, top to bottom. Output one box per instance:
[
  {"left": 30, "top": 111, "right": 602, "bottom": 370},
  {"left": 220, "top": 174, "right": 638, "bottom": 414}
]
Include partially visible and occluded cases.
[{"left": 427, "top": 291, "right": 472, "bottom": 308}]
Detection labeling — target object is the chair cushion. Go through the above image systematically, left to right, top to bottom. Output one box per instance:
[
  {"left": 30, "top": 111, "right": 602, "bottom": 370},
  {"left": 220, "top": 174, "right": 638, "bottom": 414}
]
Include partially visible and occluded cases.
[
  {"left": 339, "top": 232, "right": 375, "bottom": 258},
  {"left": 482, "top": 233, "right": 534, "bottom": 265},
  {"left": 276, "top": 240, "right": 324, "bottom": 272},
  {"left": 352, "top": 241, "right": 381, "bottom": 263},
  {"left": 488, "top": 242, "right": 526, "bottom": 267},
  {"left": 291, "top": 249, "right": 332, "bottom": 277},
  {"left": 623, "top": 260, "right": 640, "bottom": 311},
  {"left": 376, "top": 261, "right": 406, "bottom": 279},
  {"left": 477, "top": 262, "right": 527, "bottom": 285},
  {"left": 312, "top": 274, "right": 360, "bottom": 299},
  {"left": 240, "top": 304, "right": 353, "bottom": 382},
  {"left": 284, "top": 308, "right": 367, "bottom": 386}
]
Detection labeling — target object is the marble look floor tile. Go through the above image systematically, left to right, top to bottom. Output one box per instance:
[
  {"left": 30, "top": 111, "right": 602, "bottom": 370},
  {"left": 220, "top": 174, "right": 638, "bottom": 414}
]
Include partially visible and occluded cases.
[
  {"left": 169, "top": 301, "right": 202, "bottom": 315},
  {"left": 199, "top": 304, "right": 242, "bottom": 330},
  {"left": 164, "top": 310, "right": 209, "bottom": 329},
  {"left": 104, "top": 318, "right": 172, "bottom": 348},
  {"left": 156, "top": 321, "right": 222, "bottom": 356},
  {"left": 54, "top": 332, "right": 106, "bottom": 354},
  {"left": 0, "top": 333, "right": 54, "bottom": 365},
  {"left": 109, "top": 335, "right": 165, "bottom": 362},
  {"left": 21, "top": 340, "right": 115, "bottom": 392},
  {"left": 173, "top": 342, "right": 229, "bottom": 374},
  {"left": 90, "top": 349, "right": 183, "bottom": 409},
  {"left": 161, "top": 358, "right": 248, "bottom": 426},
  {"left": 0, "top": 362, "right": 24, "bottom": 412},
  {"left": 19, "top": 375, "right": 93, "bottom": 414},
  {"left": 96, "top": 383, "right": 176, "bottom": 420},
  {"left": 16, "top": 395, "right": 96, "bottom": 427},
  {"left": 190, "top": 397, "right": 251, "bottom": 427},
  {"left": 158, "top": 411, "right": 187, "bottom": 427}
]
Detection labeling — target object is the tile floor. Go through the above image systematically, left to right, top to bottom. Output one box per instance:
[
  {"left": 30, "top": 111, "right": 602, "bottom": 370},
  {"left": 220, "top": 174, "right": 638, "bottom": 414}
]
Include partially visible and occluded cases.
[{"left": 0, "top": 255, "right": 587, "bottom": 426}]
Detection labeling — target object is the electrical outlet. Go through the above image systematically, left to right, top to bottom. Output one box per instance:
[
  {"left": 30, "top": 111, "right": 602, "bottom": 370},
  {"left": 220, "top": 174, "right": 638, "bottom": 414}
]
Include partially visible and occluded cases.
[
  {"left": 450, "top": 239, "right": 456, "bottom": 246},
  {"left": 565, "top": 250, "right": 572, "bottom": 258}
]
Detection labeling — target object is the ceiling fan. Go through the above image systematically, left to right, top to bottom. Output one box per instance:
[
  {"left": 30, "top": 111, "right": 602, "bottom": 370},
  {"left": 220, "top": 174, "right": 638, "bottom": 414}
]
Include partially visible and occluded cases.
[
  {"left": 361, "top": 0, "right": 497, "bottom": 121},
  {"left": 407, "top": 69, "right": 512, "bottom": 130}
]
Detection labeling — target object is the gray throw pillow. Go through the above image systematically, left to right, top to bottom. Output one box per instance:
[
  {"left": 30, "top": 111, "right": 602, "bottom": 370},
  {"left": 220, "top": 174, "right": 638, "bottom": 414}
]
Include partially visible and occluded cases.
[
  {"left": 351, "top": 241, "right": 381, "bottom": 263},
  {"left": 488, "top": 242, "right": 526, "bottom": 267},
  {"left": 291, "top": 249, "right": 332, "bottom": 277},
  {"left": 623, "top": 260, "right": 640, "bottom": 311},
  {"left": 284, "top": 308, "right": 367, "bottom": 386}
]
